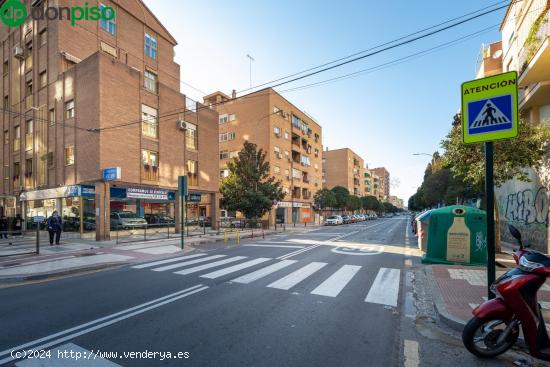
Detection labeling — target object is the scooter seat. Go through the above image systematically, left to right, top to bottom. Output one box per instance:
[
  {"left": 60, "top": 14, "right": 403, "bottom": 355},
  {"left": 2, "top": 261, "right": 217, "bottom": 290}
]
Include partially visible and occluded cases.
[{"left": 523, "top": 251, "right": 550, "bottom": 267}]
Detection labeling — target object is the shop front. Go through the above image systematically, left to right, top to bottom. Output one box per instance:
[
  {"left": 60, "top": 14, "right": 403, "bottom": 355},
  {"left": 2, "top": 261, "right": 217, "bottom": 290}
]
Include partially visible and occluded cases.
[
  {"left": 109, "top": 186, "right": 176, "bottom": 227},
  {"left": 274, "top": 202, "right": 314, "bottom": 224}
]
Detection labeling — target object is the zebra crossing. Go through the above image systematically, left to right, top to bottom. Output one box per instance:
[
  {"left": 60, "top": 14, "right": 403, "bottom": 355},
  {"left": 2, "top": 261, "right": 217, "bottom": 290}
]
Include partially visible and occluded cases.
[{"left": 131, "top": 253, "right": 401, "bottom": 307}]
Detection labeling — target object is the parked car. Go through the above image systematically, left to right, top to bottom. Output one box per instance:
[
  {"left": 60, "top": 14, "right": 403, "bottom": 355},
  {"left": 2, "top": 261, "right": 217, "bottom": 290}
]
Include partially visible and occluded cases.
[
  {"left": 110, "top": 211, "right": 147, "bottom": 230},
  {"left": 145, "top": 214, "right": 175, "bottom": 226},
  {"left": 324, "top": 215, "right": 343, "bottom": 226},
  {"left": 341, "top": 215, "right": 352, "bottom": 224}
]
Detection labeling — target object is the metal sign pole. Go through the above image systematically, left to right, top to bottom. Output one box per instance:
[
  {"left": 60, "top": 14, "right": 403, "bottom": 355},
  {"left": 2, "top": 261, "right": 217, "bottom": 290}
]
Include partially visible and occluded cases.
[
  {"left": 485, "top": 141, "right": 496, "bottom": 299},
  {"left": 179, "top": 176, "right": 188, "bottom": 250}
]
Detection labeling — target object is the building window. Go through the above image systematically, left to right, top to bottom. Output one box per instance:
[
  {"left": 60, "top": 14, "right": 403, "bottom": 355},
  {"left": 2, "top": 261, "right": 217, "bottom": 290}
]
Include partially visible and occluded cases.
[
  {"left": 99, "top": 4, "right": 116, "bottom": 34},
  {"left": 39, "top": 29, "right": 47, "bottom": 46},
  {"left": 145, "top": 33, "right": 157, "bottom": 59},
  {"left": 25, "top": 43, "right": 32, "bottom": 71},
  {"left": 2, "top": 61, "right": 7, "bottom": 75},
  {"left": 144, "top": 70, "right": 157, "bottom": 93},
  {"left": 39, "top": 71, "right": 47, "bottom": 88},
  {"left": 25, "top": 80, "right": 33, "bottom": 109},
  {"left": 3, "top": 95, "right": 8, "bottom": 110},
  {"left": 65, "top": 100, "right": 74, "bottom": 119},
  {"left": 141, "top": 104, "right": 158, "bottom": 138},
  {"left": 49, "top": 108, "right": 55, "bottom": 126},
  {"left": 219, "top": 114, "right": 228, "bottom": 124},
  {"left": 229, "top": 114, "right": 236, "bottom": 121},
  {"left": 25, "top": 120, "right": 33, "bottom": 151},
  {"left": 185, "top": 122, "right": 198, "bottom": 150},
  {"left": 14, "top": 126, "right": 20, "bottom": 152},
  {"left": 274, "top": 126, "right": 281, "bottom": 137},
  {"left": 3, "top": 130, "right": 7, "bottom": 145},
  {"left": 284, "top": 131, "right": 289, "bottom": 139},
  {"left": 219, "top": 132, "right": 235, "bottom": 142},
  {"left": 65, "top": 146, "right": 74, "bottom": 166},
  {"left": 274, "top": 146, "right": 281, "bottom": 158},
  {"left": 141, "top": 149, "right": 159, "bottom": 180},
  {"left": 220, "top": 150, "right": 229, "bottom": 160},
  {"left": 47, "top": 152, "right": 55, "bottom": 169},
  {"left": 186, "top": 160, "right": 198, "bottom": 186},
  {"left": 13, "top": 162, "right": 20, "bottom": 188},
  {"left": 273, "top": 165, "right": 281, "bottom": 174},
  {"left": 220, "top": 169, "right": 229, "bottom": 178}
]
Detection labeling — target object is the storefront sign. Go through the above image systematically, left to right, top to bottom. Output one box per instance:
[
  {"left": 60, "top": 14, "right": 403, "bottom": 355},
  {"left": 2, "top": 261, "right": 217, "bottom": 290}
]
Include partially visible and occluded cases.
[
  {"left": 103, "top": 167, "right": 121, "bottom": 181},
  {"left": 20, "top": 185, "right": 81, "bottom": 201},
  {"left": 81, "top": 185, "right": 96, "bottom": 197},
  {"left": 127, "top": 187, "right": 169, "bottom": 200},
  {"left": 187, "top": 193, "right": 202, "bottom": 202},
  {"left": 277, "top": 201, "right": 307, "bottom": 208},
  {"left": 33, "top": 215, "right": 45, "bottom": 223}
]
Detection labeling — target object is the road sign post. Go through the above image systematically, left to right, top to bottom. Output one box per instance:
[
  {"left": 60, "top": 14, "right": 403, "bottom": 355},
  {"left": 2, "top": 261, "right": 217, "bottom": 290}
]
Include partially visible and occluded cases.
[
  {"left": 461, "top": 71, "right": 518, "bottom": 300},
  {"left": 178, "top": 176, "right": 188, "bottom": 250}
]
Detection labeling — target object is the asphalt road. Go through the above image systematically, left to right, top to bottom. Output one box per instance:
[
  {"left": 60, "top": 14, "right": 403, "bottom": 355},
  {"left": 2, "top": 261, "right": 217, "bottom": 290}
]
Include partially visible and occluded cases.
[{"left": 0, "top": 217, "right": 427, "bottom": 367}]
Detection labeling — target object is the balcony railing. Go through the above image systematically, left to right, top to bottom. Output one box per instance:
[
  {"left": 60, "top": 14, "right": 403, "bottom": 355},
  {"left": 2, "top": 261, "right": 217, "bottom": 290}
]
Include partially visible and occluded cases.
[
  {"left": 519, "top": 10, "right": 550, "bottom": 75},
  {"left": 25, "top": 133, "right": 33, "bottom": 151},
  {"left": 142, "top": 166, "right": 159, "bottom": 181}
]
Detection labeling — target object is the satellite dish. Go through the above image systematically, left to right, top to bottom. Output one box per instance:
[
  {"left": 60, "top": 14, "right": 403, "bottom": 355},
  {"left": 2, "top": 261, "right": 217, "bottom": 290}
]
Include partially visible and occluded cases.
[{"left": 492, "top": 50, "right": 503, "bottom": 59}]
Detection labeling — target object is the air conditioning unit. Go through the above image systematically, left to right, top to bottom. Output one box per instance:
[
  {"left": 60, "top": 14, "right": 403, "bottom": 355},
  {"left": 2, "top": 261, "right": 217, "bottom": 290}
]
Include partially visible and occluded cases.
[
  {"left": 13, "top": 46, "right": 24, "bottom": 59},
  {"left": 176, "top": 120, "right": 187, "bottom": 130}
]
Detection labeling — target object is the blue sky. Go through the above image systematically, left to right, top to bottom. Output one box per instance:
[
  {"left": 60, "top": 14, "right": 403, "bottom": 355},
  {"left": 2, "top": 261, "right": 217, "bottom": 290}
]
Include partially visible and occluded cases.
[{"left": 143, "top": 0, "right": 508, "bottom": 204}]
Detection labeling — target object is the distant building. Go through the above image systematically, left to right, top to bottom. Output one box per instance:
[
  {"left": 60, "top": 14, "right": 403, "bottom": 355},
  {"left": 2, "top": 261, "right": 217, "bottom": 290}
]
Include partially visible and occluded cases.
[
  {"left": 322, "top": 148, "right": 365, "bottom": 196},
  {"left": 371, "top": 167, "right": 390, "bottom": 200},
  {"left": 388, "top": 195, "right": 404, "bottom": 209}
]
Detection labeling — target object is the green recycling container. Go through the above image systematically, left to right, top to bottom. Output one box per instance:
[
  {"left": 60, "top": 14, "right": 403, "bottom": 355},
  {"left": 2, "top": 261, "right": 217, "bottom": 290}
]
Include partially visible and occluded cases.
[{"left": 420, "top": 205, "right": 487, "bottom": 266}]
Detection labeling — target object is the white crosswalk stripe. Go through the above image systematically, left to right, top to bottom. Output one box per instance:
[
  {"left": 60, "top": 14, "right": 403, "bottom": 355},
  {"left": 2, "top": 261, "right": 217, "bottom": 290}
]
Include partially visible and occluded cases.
[
  {"left": 131, "top": 253, "right": 207, "bottom": 269},
  {"left": 152, "top": 255, "right": 226, "bottom": 272},
  {"left": 174, "top": 256, "right": 247, "bottom": 275},
  {"left": 200, "top": 258, "right": 271, "bottom": 279},
  {"left": 231, "top": 260, "right": 297, "bottom": 284},
  {"left": 267, "top": 262, "right": 327, "bottom": 290},
  {"left": 310, "top": 265, "right": 361, "bottom": 297},
  {"left": 365, "top": 268, "right": 401, "bottom": 307}
]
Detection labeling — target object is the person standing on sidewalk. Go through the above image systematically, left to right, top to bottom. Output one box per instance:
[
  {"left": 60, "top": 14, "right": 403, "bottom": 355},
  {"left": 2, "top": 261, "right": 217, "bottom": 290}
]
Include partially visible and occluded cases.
[
  {"left": 47, "top": 211, "right": 62, "bottom": 245},
  {"left": 13, "top": 214, "right": 23, "bottom": 236},
  {"left": 0, "top": 215, "right": 8, "bottom": 239}
]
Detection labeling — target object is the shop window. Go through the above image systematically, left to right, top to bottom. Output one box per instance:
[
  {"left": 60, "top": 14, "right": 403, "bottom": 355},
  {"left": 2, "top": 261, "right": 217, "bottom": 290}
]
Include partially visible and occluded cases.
[
  {"left": 144, "top": 70, "right": 157, "bottom": 93},
  {"left": 65, "top": 100, "right": 74, "bottom": 119},
  {"left": 141, "top": 104, "right": 158, "bottom": 138},
  {"left": 185, "top": 122, "right": 197, "bottom": 150},
  {"left": 65, "top": 146, "right": 74, "bottom": 166},
  {"left": 142, "top": 149, "right": 159, "bottom": 181},
  {"left": 186, "top": 160, "right": 198, "bottom": 186},
  {"left": 62, "top": 197, "right": 81, "bottom": 232}
]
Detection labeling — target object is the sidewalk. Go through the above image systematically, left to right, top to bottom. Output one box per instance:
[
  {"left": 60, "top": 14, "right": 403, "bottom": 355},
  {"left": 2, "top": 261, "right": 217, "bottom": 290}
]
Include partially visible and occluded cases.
[
  {"left": 0, "top": 224, "right": 321, "bottom": 285},
  {"left": 425, "top": 250, "right": 550, "bottom": 332}
]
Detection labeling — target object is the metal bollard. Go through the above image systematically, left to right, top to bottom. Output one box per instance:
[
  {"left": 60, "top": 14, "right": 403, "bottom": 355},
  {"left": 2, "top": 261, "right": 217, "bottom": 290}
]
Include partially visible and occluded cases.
[
  {"left": 262, "top": 228, "right": 265, "bottom": 239},
  {"left": 224, "top": 229, "right": 228, "bottom": 243},
  {"left": 236, "top": 229, "right": 240, "bottom": 244}
]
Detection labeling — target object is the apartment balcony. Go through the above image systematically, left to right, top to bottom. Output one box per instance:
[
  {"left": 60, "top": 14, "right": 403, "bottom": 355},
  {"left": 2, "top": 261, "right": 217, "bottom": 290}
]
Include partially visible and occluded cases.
[
  {"left": 519, "top": 10, "right": 550, "bottom": 86},
  {"left": 519, "top": 80, "right": 550, "bottom": 111},
  {"left": 141, "top": 165, "right": 159, "bottom": 181}
]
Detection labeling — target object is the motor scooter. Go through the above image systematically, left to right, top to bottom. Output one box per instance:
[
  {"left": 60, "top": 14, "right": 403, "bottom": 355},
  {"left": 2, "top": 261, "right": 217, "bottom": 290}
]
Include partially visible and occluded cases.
[{"left": 462, "top": 224, "right": 550, "bottom": 361}]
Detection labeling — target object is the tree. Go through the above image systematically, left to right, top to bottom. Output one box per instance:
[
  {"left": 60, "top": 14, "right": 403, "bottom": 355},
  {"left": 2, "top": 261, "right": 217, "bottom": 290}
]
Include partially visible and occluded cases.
[
  {"left": 220, "top": 142, "right": 285, "bottom": 219},
  {"left": 330, "top": 186, "right": 350, "bottom": 210},
  {"left": 314, "top": 189, "right": 337, "bottom": 210},
  {"left": 346, "top": 195, "right": 362, "bottom": 212},
  {"left": 361, "top": 195, "right": 380, "bottom": 211},
  {"left": 383, "top": 202, "right": 397, "bottom": 213}
]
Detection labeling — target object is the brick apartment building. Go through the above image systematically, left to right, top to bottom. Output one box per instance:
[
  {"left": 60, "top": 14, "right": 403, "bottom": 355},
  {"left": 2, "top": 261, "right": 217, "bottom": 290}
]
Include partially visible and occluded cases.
[
  {"left": 0, "top": 0, "right": 219, "bottom": 239},
  {"left": 204, "top": 88, "right": 323, "bottom": 225},
  {"left": 322, "top": 148, "right": 365, "bottom": 196},
  {"left": 370, "top": 167, "right": 390, "bottom": 201}
]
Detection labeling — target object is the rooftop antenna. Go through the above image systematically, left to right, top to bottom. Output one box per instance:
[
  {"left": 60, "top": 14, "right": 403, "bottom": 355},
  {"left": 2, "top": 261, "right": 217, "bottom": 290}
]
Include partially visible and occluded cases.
[{"left": 246, "top": 54, "right": 255, "bottom": 89}]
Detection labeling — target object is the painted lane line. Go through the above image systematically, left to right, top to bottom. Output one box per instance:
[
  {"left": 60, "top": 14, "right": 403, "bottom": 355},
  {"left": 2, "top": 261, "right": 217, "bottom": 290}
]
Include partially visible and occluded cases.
[
  {"left": 243, "top": 244, "right": 305, "bottom": 249},
  {"left": 277, "top": 244, "right": 322, "bottom": 260},
  {"left": 131, "top": 253, "right": 207, "bottom": 269},
  {"left": 151, "top": 255, "right": 226, "bottom": 272},
  {"left": 174, "top": 256, "right": 247, "bottom": 275},
  {"left": 200, "top": 258, "right": 271, "bottom": 279},
  {"left": 231, "top": 260, "right": 297, "bottom": 284},
  {"left": 267, "top": 262, "right": 327, "bottom": 290},
  {"left": 310, "top": 265, "right": 361, "bottom": 297},
  {"left": 365, "top": 268, "right": 401, "bottom": 307},
  {"left": 0, "top": 285, "right": 206, "bottom": 363},
  {"left": 404, "top": 339, "right": 420, "bottom": 367}
]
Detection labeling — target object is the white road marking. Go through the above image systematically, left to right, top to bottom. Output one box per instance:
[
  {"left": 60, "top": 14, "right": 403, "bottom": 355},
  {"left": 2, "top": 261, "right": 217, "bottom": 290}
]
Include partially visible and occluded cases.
[
  {"left": 243, "top": 244, "right": 305, "bottom": 249},
  {"left": 277, "top": 244, "right": 322, "bottom": 260},
  {"left": 134, "top": 245, "right": 182, "bottom": 255},
  {"left": 131, "top": 253, "right": 207, "bottom": 269},
  {"left": 152, "top": 255, "right": 226, "bottom": 272},
  {"left": 174, "top": 256, "right": 247, "bottom": 275},
  {"left": 200, "top": 258, "right": 271, "bottom": 279},
  {"left": 231, "top": 260, "right": 298, "bottom": 284},
  {"left": 267, "top": 262, "right": 327, "bottom": 290},
  {"left": 310, "top": 265, "right": 361, "bottom": 297},
  {"left": 365, "top": 268, "right": 401, "bottom": 307},
  {"left": 0, "top": 285, "right": 207, "bottom": 365},
  {"left": 404, "top": 339, "right": 419, "bottom": 367},
  {"left": 16, "top": 342, "right": 122, "bottom": 366}
]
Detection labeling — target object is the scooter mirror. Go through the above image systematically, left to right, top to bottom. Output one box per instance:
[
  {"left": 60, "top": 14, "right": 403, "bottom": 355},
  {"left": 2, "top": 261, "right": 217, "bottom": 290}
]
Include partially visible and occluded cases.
[{"left": 508, "top": 224, "right": 522, "bottom": 245}]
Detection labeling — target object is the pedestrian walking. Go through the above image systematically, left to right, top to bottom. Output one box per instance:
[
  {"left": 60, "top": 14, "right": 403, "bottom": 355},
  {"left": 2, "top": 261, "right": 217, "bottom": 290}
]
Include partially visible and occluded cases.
[
  {"left": 47, "top": 211, "right": 62, "bottom": 245},
  {"left": 13, "top": 214, "right": 23, "bottom": 236},
  {"left": 0, "top": 215, "right": 8, "bottom": 239}
]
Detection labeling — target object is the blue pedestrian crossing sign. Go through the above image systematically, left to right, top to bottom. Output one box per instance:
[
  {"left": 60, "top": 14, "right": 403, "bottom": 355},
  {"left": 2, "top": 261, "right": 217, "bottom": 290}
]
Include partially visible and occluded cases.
[{"left": 461, "top": 71, "right": 518, "bottom": 144}]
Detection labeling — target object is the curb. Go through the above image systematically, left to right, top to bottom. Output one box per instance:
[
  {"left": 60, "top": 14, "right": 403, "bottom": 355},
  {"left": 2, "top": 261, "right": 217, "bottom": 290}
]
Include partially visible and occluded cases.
[
  {"left": 0, "top": 261, "right": 131, "bottom": 286},
  {"left": 424, "top": 266, "right": 467, "bottom": 332}
]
